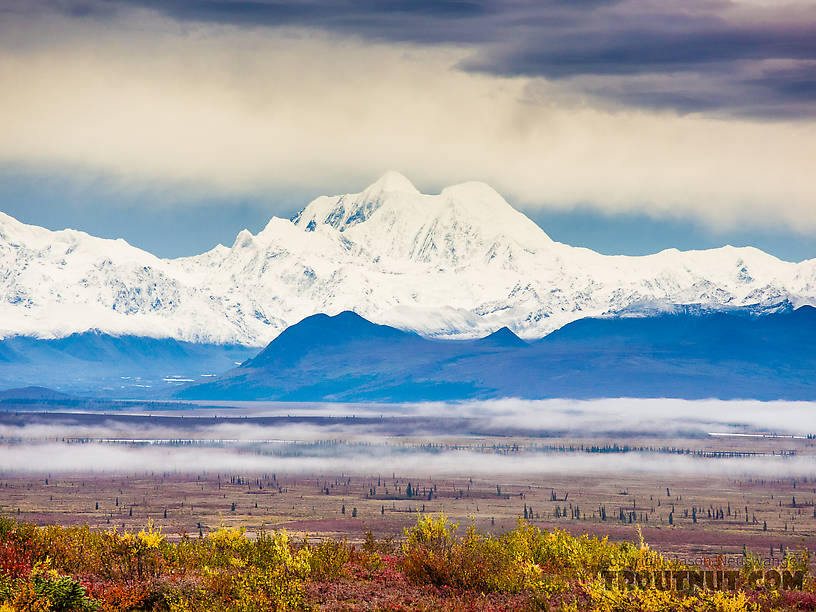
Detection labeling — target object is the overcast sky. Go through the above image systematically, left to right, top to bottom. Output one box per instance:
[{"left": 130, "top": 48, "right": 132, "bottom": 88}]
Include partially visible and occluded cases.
[{"left": 0, "top": 0, "right": 814, "bottom": 260}]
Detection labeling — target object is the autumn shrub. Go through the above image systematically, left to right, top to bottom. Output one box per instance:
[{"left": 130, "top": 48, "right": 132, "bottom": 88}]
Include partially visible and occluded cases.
[
  {"left": 2, "top": 512, "right": 816, "bottom": 611},
  {"left": 401, "top": 514, "right": 459, "bottom": 587},
  {"left": 401, "top": 515, "right": 549, "bottom": 593},
  {"left": 0, "top": 517, "right": 16, "bottom": 540},
  {"left": 535, "top": 524, "right": 674, "bottom": 581},
  {"left": 185, "top": 525, "right": 314, "bottom": 611},
  {"left": 362, "top": 530, "right": 396, "bottom": 556},
  {"left": 303, "top": 538, "right": 350, "bottom": 581},
  {"left": 0, "top": 540, "right": 34, "bottom": 581},
  {"left": 781, "top": 550, "right": 810, "bottom": 577},
  {"left": 740, "top": 552, "right": 766, "bottom": 584},
  {"left": 3, "top": 560, "right": 98, "bottom": 612},
  {"left": 79, "top": 576, "right": 150, "bottom": 612},
  {"left": 586, "top": 580, "right": 757, "bottom": 612},
  {"left": 779, "top": 589, "right": 816, "bottom": 610}
]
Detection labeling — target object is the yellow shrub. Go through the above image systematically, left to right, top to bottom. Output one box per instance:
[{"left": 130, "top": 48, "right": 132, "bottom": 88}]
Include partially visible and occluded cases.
[
  {"left": 200, "top": 529, "right": 312, "bottom": 612},
  {"left": 305, "top": 538, "right": 351, "bottom": 580},
  {"left": 587, "top": 581, "right": 758, "bottom": 612}
]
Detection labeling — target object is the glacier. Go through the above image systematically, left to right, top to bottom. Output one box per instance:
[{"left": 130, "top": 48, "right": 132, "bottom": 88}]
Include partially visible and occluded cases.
[{"left": 1, "top": 171, "right": 814, "bottom": 346}]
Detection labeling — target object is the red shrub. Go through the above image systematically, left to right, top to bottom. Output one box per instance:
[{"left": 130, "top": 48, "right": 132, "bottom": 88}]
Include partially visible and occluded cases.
[
  {"left": 0, "top": 539, "right": 34, "bottom": 579},
  {"left": 79, "top": 576, "right": 149, "bottom": 611},
  {"left": 780, "top": 590, "right": 816, "bottom": 610}
]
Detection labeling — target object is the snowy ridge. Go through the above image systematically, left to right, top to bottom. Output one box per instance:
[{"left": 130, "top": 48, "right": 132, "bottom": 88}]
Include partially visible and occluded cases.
[{"left": 1, "top": 173, "right": 815, "bottom": 346}]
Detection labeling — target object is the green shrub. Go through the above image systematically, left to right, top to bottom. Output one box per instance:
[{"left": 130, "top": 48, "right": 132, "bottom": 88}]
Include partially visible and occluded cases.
[{"left": 8, "top": 561, "right": 98, "bottom": 611}]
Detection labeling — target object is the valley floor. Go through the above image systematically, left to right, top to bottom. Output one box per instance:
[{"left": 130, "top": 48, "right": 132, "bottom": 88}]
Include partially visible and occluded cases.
[{"left": 4, "top": 407, "right": 816, "bottom": 609}]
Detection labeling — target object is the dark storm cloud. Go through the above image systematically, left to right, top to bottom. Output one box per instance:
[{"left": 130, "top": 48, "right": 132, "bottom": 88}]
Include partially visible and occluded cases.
[
  {"left": 11, "top": 0, "right": 816, "bottom": 117},
  {"left": 61, "top": 0, "right": 499, "bottom": 43},
  {"left": 468, "top": 23, "right": 816, "bottom": 78},
  {"left": 746, "top": 62, "right": 816, "bottom": 101}
]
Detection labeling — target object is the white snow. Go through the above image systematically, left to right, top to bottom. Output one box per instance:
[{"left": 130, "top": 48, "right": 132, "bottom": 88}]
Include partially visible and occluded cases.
[{"left": 1, "top": 171, "right": 814, "bottom": 346}]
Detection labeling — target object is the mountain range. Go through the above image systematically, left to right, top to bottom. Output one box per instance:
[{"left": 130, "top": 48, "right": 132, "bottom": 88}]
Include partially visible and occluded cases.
[
  {"left": 2, "top": 171, "right": 815, "bottom": 347},
  {"left": 178, "top": 307, "right": 816, "bottom": 402},
  {"left": 0, "top": 332, "right": 255, "bottom": 396}
]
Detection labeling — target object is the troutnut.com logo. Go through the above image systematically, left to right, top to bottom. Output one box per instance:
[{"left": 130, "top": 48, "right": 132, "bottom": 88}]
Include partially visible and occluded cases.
[{"left": 602, "top": 569, "right": 805, "bottom": 591}]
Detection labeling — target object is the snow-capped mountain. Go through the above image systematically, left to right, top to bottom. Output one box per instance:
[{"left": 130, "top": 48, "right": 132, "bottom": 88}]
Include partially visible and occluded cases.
[{"left": 1, "top": 172, "right": 814, "bottom": 346}]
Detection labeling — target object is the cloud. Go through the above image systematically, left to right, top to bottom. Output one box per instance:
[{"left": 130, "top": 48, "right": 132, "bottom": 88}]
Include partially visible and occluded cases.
[
  {"left": 28, "top": 0, "right": 816, "bottom": 118},
  {"left": 0, "top": 5, "right": 814, "bottom": 233}
]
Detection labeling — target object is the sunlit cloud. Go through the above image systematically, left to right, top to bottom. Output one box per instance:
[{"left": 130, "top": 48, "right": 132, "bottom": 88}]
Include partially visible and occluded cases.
[{"left": 0, "top": 4, "right": 814, "bottom": 233}]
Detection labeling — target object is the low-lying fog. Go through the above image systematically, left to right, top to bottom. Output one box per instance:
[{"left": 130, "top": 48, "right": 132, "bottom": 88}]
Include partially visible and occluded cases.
[
  {"left": 1, "top": 398, "right": 814, "bottom": 476},
  {"left": 2, "top": 443, "right": 816, "bottom": 478}
]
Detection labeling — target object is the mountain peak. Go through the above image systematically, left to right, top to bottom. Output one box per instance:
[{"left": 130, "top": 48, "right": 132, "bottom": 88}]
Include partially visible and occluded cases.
[
  {"left": 364, "top": 171, "right": 419, "bottom": 196},
  {"left": 291, "top": 172, "right": 419, "bottom": 233},
  {"left": 291, "top": 173, "right": 554, "bottom": 264},
  {"left": 440, "top": 181, "right": 508, "bottom": 208},
  {"left": 232, "top": 228, "right": 255, "bottom": 249},
  {"left": 243, "top": 310, "right": 412, "bottom": 369},
  {"left": 475, "top": 326, "right": 527, "bottom": 348},
  {"left": 0, "top": 385, "right": 74, "bottom": 401}
]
